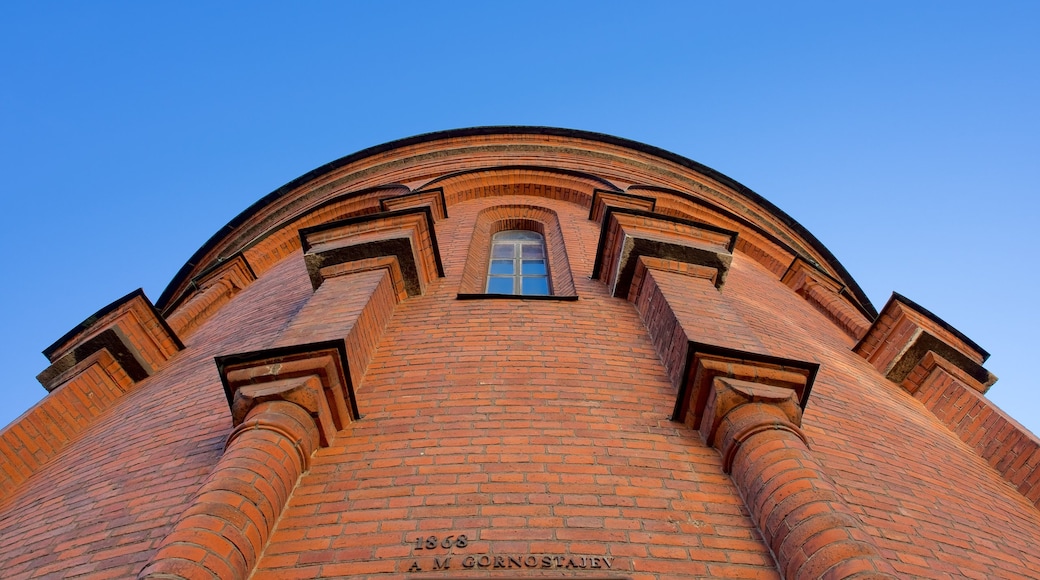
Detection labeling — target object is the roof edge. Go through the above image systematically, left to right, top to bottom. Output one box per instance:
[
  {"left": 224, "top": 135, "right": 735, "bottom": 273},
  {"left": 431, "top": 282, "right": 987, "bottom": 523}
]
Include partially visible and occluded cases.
[{"left": 155, "top": 126, "right": 876, "bottom": 317}]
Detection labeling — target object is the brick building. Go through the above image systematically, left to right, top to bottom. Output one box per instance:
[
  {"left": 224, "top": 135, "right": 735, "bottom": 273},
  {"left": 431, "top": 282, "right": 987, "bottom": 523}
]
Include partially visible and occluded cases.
[{"left": 2, "top": 127, "right": 1038, "bottom": 579}]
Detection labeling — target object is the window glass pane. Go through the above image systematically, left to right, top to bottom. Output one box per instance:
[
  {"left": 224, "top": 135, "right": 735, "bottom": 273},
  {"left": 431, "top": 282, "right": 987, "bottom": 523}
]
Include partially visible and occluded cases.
[
  {"left": 486, "top": 230, "right": 551, "bottom": 297},
  {"left": 495, "top": 230, "right": 543, "bottom": 241},
  {"left": 491, "top": 244, "right": 514, "bottom": 259},
  {"left": 521, "top": 244, "right": 544, "bottom": 259},
  {"left": 489, "top": 260, "right": 514, "bottom": 275},
  {"left": 521, "top": 260, "right": 546, "bottom": 275},
  {"left": 487, "top": 277, "right": 514, "bottom": 294},
  {"left": 521, "top": 277, "right": 549, "bottom": 295}
]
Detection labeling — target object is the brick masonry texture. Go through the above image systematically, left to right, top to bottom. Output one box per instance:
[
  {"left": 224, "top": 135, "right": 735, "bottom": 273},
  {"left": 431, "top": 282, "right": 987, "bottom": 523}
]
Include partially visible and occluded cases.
[{"left": 2, "top": 128, "right": 1039, "bottom": 579}]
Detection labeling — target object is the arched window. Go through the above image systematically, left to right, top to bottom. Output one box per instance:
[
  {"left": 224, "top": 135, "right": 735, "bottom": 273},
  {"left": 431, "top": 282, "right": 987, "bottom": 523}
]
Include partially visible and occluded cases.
[{"left": 486, "top": 230, "right": 550, "bottom": 295}]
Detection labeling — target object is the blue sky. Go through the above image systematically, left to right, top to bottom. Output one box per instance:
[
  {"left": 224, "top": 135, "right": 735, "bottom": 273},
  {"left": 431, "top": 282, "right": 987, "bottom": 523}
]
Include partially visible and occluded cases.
[{"left": 2, "top": 2, "right": 1038, "bottom": 436}]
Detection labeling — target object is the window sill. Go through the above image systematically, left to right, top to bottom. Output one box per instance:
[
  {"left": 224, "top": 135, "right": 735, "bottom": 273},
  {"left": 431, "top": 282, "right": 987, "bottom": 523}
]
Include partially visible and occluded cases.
[{"left": 456, "top": 293, "right": 579, "bottom": 301}]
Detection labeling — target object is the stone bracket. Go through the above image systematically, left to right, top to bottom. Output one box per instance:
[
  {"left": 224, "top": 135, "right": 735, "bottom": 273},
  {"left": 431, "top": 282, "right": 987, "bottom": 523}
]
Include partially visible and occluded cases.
[
  {"left": 380, "top": 187, "right": 448, "bottom": 220},
  {"left": 299, "top": 207, "right": 444, "bottom": 295},
  {"left": 592, "top": 208, "right": 736, "bottom": 297},
  {"left": 38, "top": 289, "right": 183, "bottom": 392},
  {"left": 855, "top": 293, "right": 995, "bottom": 393},
  {"left": 215, "top": 340, "right": 360, "bottom": 447},
  {"left": 672, "top": 342, "right": 818, "bottom": 433}
]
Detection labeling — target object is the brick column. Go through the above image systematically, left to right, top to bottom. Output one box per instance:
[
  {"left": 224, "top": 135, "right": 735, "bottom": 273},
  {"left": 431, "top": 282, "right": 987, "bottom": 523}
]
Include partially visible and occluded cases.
[
  {"left": 140, "top": 342, "right": 357, "bottom": 579},
  {"left": 701, "top": 377, "right": 897, "bottom": 580},
  {"left": 139, "top": 399, "right": 319, "bottom": 579}
]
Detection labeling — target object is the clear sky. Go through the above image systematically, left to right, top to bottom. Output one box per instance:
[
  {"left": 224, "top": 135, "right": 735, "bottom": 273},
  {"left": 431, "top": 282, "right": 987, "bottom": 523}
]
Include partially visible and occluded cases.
[{"left": 1, "top": 2, "right": 1038, "bottom": 436}]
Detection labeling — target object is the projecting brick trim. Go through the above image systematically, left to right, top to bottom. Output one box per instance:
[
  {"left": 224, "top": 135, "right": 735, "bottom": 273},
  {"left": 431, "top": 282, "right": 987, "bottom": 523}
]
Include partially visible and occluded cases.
[
  {"left": 419, "top": 165, "right": 612, "bottom": 208},
  {"left": 633, "top": 183, "right": 802, "bottom": 278},
  {"left": 380, "top": 187, "right": 448, "bottom": 220},
  {"left": 588, "top": 188, "right": 656, "bottom": 224},
  {"left": 241, "top": 192, "right": 391, "bottom": 278},
  {"left": 651, "top": 200, "right": 794, "bottom": 279},
  {"left": 458, "top": 204, "right": 577, "bottom": 297},
  {"left": 299, "top": 207, "right": 443, "bottom": 295},
  {"left": 592, "top": 207, "right": 736, "bottom": 297},
  {"left": 165, "top": 253, "right": 257, "bottom": 339},
  {"left": 316, "top": 255, "right": 409, "bottom": 304},
  {"left": 626, "top": 256, "right": 720, "bottom": 303},
  {"left": 782, "top": 256, "right": 871, "bottom": 341},
  {"left": 630, "top": 265, "right": 693, "bottom": 389},
  {"left": 627, "top": 269, "right": 890, "bottom": 577},
  {"left": 275, "top": 271, "right": 401, "bottom": 395},
  {"left": 39, "top": 289, "right": 183, "bottom": 392},
  {"left": 855, "top": 293, "right": 995, "bottom": 393},
  {"left": 217, "top": 340, "right": 359, "bottom": 446},
  {"left": 674, "top": 344, "right": 819, "bottom": 432},
  {"left": 0, "top": 349, "right": 134, "bottom": 499},
  {"left": 911, "top": 359, "right": 1040, "bottom": 510},
  {"left": 700, "top": 377, "right": 897, "bottom": 579},
  {"left": 139, "top": 400, "right": 320, "bottom": 580}
]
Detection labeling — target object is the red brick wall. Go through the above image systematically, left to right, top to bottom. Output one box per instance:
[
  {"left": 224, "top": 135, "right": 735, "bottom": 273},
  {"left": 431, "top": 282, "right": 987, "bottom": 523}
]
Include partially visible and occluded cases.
[
  {"left": 3, "top": 132, "right": 1040, "bottom": 579},
  {"left": 251, "top": 196, "right": 777, "bottom": 579}
]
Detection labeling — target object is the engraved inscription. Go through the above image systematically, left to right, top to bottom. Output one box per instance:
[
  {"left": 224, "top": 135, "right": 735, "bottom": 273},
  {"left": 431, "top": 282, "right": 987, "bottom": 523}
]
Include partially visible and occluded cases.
[
  {"left": 404, "top": 529, "right": 623, "bottom": 573},
  {"left": 413, "top": 534, "right": 468, "bottom": 550}
]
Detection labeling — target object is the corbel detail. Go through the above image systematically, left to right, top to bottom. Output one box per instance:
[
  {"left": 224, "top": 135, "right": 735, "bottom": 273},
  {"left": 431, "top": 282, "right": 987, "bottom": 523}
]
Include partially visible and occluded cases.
[
  {"left": 379, "top": 187, "right": 448, "bottom": 220},
  {"left": 588, "top": 188, "right": 656, "bottom": 224},
  {"left": 299, "top": 207, "right": 444, "bottom": 295},
  {"left": 592, "top": 208, "right": 736, "bottom": 297},
  {"left": 164, "top": 253, "right": 256, "bottom": 339},
  {"left": 782, "top": 256, "right": 870, "bottom": 340},
  {"left": 38, "top": 289, "right": 183, "bottom": 392},
  {"left": 855, "top": 293, "right": 995, "bottom": 394},
  {"left": 861, "top": 297, "right": 1040, "bottom": 511},
  {"left": 216, "top": 340, "right": 360, "bottom": 446},
  {"left": 672, "top": 343, "right": 818, "bottom": 432}
]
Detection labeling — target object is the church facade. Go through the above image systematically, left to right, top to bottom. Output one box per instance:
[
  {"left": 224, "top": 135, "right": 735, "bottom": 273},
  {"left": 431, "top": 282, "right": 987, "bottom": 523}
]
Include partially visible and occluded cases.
[{"left": 1, "top": 127, "right": 1038, "bottom": 579}]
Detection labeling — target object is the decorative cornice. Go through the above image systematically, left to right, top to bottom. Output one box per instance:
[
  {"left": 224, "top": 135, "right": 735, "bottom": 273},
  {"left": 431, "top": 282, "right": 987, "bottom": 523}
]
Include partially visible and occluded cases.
[
  {"left": 154, "top": 128, "right": 875, "bottom": 318},
  {"left": 380, "top": 187, "right": 448, "bottom": 220},
  {"left": 588, "top": 188, "right": 656, "bottom": 224},
  {"left": 299, "top": 207, "right": 444, "bottom": 295},
  {"left": 592, "top": 208, "right": 736, "bottom": 297},
  {"left": 163, "top": 253, "right": 256, "bottom": 338},
  {"left": 782, "top": 256, "right": 870, "bottom": 340},
  {"left": 39, "top": 289, "right": 182, "bottom": 392},
  {"left": 855, "top": 293, "right": 995, "bottom": 393}
]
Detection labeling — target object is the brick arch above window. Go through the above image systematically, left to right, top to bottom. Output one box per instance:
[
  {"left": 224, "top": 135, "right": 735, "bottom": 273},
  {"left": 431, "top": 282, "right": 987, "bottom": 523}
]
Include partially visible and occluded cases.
[{"left": 458, "top": 205, "right": 577, "bottom": 298}]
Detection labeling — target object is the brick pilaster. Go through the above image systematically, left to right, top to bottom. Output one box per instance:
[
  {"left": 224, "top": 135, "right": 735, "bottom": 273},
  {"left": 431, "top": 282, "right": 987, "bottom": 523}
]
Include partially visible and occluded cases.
[
  {"left": 141, "top": 342, "right": 355, "bottom": 579},
  {"left": 701, "top": 377, "right": 897, "bottom": 579},
  {"left": 138, "top": 399, "right": 319, "bottom": 580}
]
